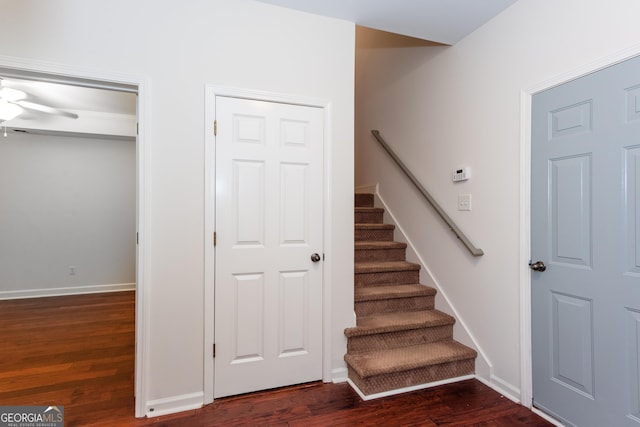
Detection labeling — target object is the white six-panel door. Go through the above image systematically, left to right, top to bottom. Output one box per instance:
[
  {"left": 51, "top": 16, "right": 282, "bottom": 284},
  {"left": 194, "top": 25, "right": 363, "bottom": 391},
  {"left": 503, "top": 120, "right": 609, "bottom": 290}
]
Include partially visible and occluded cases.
[{"left": 214, "top": 96, "right": 324, "bottom": 398}]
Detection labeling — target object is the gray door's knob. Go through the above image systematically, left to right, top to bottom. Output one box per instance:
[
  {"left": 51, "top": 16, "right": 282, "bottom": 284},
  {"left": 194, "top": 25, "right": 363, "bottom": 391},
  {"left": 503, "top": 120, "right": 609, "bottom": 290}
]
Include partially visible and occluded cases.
[{"left": 529, "top": 261, "right": 546, "bottom": 272}]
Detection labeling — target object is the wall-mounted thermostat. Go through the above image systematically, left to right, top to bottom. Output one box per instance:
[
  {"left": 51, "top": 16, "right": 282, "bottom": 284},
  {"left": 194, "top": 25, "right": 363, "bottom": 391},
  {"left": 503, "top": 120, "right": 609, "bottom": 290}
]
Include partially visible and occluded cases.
[{"left": 453, "top": 167, "right": 470, "bottom": 182}]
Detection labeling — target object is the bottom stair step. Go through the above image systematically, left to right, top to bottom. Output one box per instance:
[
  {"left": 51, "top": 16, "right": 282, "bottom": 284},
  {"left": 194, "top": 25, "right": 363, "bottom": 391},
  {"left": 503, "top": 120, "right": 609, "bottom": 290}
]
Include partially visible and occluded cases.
[
  {"left": 345, "top": 341, "right": 477, "bottom": 396},
  {"left": 346, "top": 341, "right": 476, "bottom": 378}
]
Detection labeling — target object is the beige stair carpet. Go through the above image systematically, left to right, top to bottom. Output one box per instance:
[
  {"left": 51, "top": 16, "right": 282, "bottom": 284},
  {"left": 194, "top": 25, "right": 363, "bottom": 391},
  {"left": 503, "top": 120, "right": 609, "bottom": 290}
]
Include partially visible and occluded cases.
[{"left": 345, "top": 193, "right": 476, "bottom": 396}]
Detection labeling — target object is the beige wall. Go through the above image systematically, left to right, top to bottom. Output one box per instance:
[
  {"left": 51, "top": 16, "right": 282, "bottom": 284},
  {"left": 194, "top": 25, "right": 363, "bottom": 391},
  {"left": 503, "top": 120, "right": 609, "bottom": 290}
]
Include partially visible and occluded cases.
[
  {"left": 356, "top": 0, "right": 640, "bottom": 398},
  {"left": 0, "top": 133, "right": 135, "bottom": 297}
]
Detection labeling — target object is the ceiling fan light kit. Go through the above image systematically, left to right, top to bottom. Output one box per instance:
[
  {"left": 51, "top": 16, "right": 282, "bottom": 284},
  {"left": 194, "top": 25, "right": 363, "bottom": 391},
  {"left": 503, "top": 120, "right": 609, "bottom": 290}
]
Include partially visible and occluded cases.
[
  {"left": 0, "top": 78, "right": 79, "bottom": 122},
  {"left": 0, "top": 87, "right": 27, "bottom": 102},
  {"left": 0, "top": 99, "right": 24, "bottom": 121}
]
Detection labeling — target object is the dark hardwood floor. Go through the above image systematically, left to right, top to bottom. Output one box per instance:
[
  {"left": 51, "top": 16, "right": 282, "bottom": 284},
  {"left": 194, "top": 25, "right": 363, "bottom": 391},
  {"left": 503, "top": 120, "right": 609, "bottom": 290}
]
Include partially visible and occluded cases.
[{"left": 0, "top": 291, "right": 552, "bottom": 426}]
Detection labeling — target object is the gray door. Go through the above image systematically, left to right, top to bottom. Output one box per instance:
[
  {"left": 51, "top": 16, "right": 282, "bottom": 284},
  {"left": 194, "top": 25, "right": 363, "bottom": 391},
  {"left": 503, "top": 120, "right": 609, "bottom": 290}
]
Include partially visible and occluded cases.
[{"left": 532, "top": 55, "right": 640, "bottom": 426}]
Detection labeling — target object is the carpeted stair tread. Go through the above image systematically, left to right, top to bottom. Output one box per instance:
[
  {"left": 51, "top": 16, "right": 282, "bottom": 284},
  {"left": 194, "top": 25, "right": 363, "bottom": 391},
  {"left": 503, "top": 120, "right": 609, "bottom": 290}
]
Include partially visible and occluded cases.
[
  {"left": 355, "top": 207, "right": 385, "bottom": 213},
  {"left": 355, "top": 223, "right": 395, "bottom": 230},
  {"left": 355, "top": 224, "right": 396, "bottom": 241},
  {"left": 355, "top": 241, "right": 407, "bottom": 250},
  {"left": 355, "top": 261, "right": 420, "bottom": 274},
  {"left": 355, "top": 284, "right": 436, "bottom": 302},
  {"left": 345, "top": 309, "right": 454, "bottom": 337},
  {"left": 344, "top": 341, "right": 477, "bottom": 378}
]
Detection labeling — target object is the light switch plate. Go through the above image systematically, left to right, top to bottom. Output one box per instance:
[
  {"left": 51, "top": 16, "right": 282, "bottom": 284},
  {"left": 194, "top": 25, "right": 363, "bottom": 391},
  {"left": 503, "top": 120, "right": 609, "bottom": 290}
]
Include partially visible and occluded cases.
[{"left": 458, "top": 194, "right": 472, "bottom": 211}]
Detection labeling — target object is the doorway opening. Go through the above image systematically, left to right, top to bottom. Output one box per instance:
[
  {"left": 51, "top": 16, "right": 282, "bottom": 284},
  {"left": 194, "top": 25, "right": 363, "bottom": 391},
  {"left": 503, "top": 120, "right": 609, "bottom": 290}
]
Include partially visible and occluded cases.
[{"left": 0, "top": 64, "right": 146, "bottom": 418}]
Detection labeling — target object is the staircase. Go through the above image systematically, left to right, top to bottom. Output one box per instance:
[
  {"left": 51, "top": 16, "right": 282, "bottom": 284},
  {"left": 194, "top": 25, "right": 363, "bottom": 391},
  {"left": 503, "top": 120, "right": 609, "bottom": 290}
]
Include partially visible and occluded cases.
[{"left": 344, "top": 193, "right": 477, "bottom": 396}]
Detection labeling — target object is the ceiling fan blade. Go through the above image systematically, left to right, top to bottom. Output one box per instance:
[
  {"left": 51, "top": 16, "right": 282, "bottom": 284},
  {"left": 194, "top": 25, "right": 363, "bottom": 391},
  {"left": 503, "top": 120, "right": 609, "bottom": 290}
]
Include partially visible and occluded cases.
[{"left": 16, "top": 100, "right": 78, "bottom": 119}]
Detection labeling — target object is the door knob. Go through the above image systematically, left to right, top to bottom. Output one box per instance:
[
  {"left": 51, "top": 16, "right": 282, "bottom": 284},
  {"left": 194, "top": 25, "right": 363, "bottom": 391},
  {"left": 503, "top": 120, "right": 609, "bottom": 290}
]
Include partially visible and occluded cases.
[
  {"left": 310, "top": 253, "right": 321, "bottom": 263},
  {"left": 529, "top": 261, "right": 546, "bottom": 272}
]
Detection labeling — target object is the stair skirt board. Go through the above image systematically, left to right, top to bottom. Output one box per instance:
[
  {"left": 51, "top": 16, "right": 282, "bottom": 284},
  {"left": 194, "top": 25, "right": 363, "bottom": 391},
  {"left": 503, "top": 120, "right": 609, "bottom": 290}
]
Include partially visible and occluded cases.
[{"left": 346, "top": 374, "right": 475, "bottom": 401}]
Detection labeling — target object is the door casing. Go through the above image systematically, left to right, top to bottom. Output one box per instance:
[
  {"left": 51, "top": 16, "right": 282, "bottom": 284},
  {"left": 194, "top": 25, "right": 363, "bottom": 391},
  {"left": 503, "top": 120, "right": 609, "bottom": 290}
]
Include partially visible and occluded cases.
[
  {"left": 519, "top": 44, "right": 640, "bottom": 416},
  {"left": 203, "top": 85, "right": 334, "bottom": 404}
]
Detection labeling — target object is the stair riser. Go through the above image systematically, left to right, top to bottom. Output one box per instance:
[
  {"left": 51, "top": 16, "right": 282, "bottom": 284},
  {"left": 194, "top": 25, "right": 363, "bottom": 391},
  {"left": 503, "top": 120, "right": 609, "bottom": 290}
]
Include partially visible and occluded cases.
[
  {"left": 355, "top": 194, "right": 374, "bottom": 208},
  {"left": 355, "top": 211, "right": 384, "bottom": 224},
  {"left": 355, "top": 228, "right": 394, "bottom": 242},
  {"left": 355, "top": 248, "right": 406, "bottom": 262},
  {"left": 355, "top": 270, "right": 420, "bottom": 287},
  {"left": 355, "top": 296, "right": 435, "bottom": 316},
  {"left": 347, "top": 325, "right": 452, "bottom": 353},
  {"left": 347, "top": 359, "right": 475, "bottom": 396}
]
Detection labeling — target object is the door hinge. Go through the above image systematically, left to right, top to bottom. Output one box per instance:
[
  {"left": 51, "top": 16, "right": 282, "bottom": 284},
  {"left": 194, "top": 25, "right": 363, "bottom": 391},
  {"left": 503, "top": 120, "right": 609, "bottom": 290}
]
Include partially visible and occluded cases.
[
  {"left": 214, "top": 120, "right": 217, "bottom": 136},
  {"left": 136, "top": 122, "right": 139, "bottom": 135},
  {"left": 136, "top": 232, "right": 139, "bottom": 245},
  {"left": 213, "top": 232, "right": 217, "bottom": 247},
  {"left": 213, "top": 343, "right": 216, "bottom": 358}
]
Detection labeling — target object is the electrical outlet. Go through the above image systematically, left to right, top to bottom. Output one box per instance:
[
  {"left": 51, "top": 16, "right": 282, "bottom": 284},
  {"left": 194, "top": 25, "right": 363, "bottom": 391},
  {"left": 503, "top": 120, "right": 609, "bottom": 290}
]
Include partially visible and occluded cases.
[{"left": 458, "top": 194, "right": 472, "bottom": 211}]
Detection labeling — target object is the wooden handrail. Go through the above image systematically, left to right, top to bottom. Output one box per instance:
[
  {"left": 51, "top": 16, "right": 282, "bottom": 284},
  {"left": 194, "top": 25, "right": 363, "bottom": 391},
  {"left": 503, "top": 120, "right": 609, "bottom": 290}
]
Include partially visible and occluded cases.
[{"left": 371, "top": 130, "right": 484, "bottom": 257}]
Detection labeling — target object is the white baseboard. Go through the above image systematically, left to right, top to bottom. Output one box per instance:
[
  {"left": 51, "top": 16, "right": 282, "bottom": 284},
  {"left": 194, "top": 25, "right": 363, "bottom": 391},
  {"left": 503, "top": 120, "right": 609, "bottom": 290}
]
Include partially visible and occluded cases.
[
  {"left": 0, "top": 282, "right": 136, "bottom": 300},
  {"left": 332, "top": 367, "right": 348, "bottom": 383},
  {"left": 475, "top": 374, "right": 521, "bottom": 404},
  {"left": 347, "top": 375, "right": 475, "bottom": 401},
  {"left": 146, "top": 392, "right": 204, "bottom": 418},
  {"left": 532, "top": 407, "right": 566, "bottom": 427}
]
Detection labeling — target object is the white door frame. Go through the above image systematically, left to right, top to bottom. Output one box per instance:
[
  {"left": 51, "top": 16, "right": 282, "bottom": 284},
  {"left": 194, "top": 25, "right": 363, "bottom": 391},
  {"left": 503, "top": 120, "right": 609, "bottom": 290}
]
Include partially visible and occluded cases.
[
  {"left": 519, "top": 44, "right": 640, "bottom": 410},
  {"left": 0, "top": 55, "right": 150, "bottom": 418},
  {"left": 204, "top": 85, "right": 333, "bottom": 404}
]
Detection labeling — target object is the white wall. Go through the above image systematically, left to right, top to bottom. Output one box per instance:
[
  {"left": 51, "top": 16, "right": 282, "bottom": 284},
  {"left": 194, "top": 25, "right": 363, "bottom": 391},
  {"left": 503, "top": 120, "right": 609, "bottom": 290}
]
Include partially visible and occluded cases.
[
  {"left": 0, "top": 0, "right": 355, "bottom": 416},
  {"left": 355, "top": 0, "right": 640, "bottom": 398},
  {"left": 0, "top": 133, "right": 136, "bottom": 298}
]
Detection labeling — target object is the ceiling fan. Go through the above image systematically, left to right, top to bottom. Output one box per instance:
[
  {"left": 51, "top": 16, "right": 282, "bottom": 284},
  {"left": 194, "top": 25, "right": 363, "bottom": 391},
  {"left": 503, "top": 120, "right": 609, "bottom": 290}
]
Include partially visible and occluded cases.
[{"left": 0, "top": 80, "right": 79, "bottom": 122}]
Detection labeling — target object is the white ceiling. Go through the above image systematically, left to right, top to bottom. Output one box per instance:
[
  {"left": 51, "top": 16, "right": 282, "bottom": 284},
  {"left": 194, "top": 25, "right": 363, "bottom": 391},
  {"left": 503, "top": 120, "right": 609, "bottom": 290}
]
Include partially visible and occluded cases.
[{"left": 257, "top": 0, "right": 518, "bottom": 45}]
